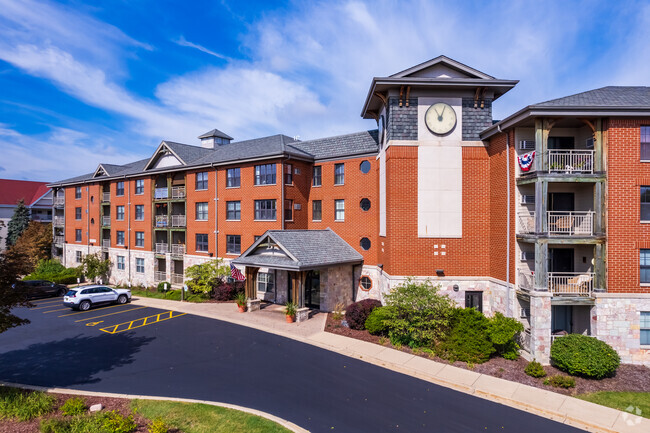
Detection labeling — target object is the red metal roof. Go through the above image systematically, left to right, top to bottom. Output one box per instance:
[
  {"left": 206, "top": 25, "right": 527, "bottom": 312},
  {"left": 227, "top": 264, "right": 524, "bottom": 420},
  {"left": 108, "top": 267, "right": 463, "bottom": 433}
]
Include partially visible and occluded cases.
[{"left": 0, "top": 179, "right": 51, "bottom": 206}]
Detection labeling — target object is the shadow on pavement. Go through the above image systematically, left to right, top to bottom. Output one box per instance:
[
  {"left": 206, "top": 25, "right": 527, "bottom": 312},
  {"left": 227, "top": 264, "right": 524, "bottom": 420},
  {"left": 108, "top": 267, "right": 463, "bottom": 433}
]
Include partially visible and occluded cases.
[{"left": 0, "top": 332, "right": 154, "bottom": 387}]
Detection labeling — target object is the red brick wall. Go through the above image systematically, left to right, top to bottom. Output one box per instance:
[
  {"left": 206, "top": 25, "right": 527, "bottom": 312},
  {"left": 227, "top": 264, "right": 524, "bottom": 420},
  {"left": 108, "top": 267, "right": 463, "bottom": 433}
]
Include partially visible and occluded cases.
[
  {"left": 606, "top": 118, "right": 650, "bottom": 293},
  {"left": 284, "top": 160, "right": 311, "bottom": 230},
  {"left": 186, "top": 169, "right": 215, "bottom": 256},
  {"left": 128, "top": 177, "right": 152, "bottom": 252},
  {"left": 110, "top": 179, "right": 129, "bottom": 249}
]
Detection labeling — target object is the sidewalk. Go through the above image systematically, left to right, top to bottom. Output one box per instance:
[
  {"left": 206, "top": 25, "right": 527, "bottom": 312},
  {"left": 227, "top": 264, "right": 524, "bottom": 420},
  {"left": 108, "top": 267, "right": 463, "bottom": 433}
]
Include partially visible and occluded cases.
[{"left": 129, "top": 297, "right": 648, "bottom": 433}]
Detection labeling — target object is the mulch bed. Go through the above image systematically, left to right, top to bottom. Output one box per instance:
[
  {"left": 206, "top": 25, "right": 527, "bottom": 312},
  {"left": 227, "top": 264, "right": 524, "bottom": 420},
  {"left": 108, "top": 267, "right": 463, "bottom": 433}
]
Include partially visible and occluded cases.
[
  {"left": 325, "top": 313, "right": 650, "bottom": 396},
  {"left": 0, "top": 391, "right": 171, "bottom": 433}
]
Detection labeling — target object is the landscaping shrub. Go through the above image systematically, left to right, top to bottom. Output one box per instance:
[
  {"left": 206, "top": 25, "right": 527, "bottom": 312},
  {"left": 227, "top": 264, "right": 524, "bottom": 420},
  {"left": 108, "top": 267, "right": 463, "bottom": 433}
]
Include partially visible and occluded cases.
[
  {"left": 24, "top": 259, "right": 82, "bottom": 284},
  {"left": 185, "top": 259, "right": 229, "bottom": 295},
  {"left": 382, "top": 279, "right": 456, "bottom": 347},
  {"left": 213, "top": 281, "right": 244, "bottom": 301},
  {"left": 156, "top": 282, "right": 170, "bottom": 293},
  {"left": 345, "top": 299, "right": 382, "bottom": 330},
  {"left": 364, "top": 306, "right": 392, "bottom": 335},
  {"left": 436, "top": 307, "right": 495, "bottom": 364},
  {"left": 487, "top": 312, "right": 524, "bottom": 360},
  {"left": 550, "top": 334, "right": 620, "bottom": 379},
  {"left": 524, "top": 360, "right": 547, "bottom": 378},
  {"left": 544, "top": 375, "right": 575, "bottom": 389},
  {"left": 0, "top": 387, "right": 55, "bottom": 421},
  {"left": 60, "top": 397, "right": 86, "bottom": 416},
  {"left": 101, "top": 410, "right": 137, "bottom": 433},
  {"left": 148, "top": 418, "right": 169, "bottom": 433}
]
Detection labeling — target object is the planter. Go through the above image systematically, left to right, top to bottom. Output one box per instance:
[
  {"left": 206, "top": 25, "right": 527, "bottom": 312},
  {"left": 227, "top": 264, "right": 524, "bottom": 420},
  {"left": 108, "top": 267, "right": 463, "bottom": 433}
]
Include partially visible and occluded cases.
[
  {"left": 237, "top": 304, "right": 247, "bottom": 313},
  {"left": 286, "top": 315, "right": 295, "bottom": 323}
]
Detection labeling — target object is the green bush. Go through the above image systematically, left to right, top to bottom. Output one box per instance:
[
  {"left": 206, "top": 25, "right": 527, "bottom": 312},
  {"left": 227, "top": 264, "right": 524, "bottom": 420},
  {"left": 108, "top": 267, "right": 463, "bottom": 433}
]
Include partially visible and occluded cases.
[
  {"left": 24, "top": 259, "right": 82, "bottom": 284},
  {"left": 382, "top": 278, "right": 456, "bottom": 348},
  {"left": 156, "top": 282, "right": 170, "bottom": 293},
  {"left": 364, "top": 306, "right": 392, "bottom": 335},
  {"left": 436, "top": 308, "right": 495, "bottom": 364},
  {"left": 487, "top": 312, "right": 524, "bottom": 360},
  {"left": 550, "top": 334, "right": 620, "bottom": 379},
  {"left": 524, "top": 360, "right": 547, "bottom": 378},
  {"left": 544, "top": 375, "right": 576, "bottom": 389},
  {"left": 0, "top": 387, "right": 55, "bottom": 421},
  {"left": 61, "top": 397, "right": 86, "bottom": 416},
  {"left": 101, "top": 410, "right": 137, "bottom": 433},
  {"left": 40, "top": 413, "right": 105, "bottom": 433},
  {"left": 148, "top": 418, "right": 168, "bottom": 433}
]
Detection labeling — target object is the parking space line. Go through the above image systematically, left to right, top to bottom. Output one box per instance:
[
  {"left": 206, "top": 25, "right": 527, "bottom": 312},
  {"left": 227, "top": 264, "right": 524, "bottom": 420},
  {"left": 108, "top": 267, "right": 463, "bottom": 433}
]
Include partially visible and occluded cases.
[
  {"left": 31, "top": 298, "right": 60, "bottom": 303},
  {"left": 32, "top": 300, "right": 63, "bottom": 308},
  {"left": 33, "top": 303, "right": 64, "bottom": 310},
  {"left": 58, "top": 304, "right": 128, "bottom": 317},
  {"left": 74, "top": 306, "right": 148, "bottom": 322},
  {"left": 42, "top": 308, "right": 70, "bottom": 313},
  {"left": 100, "top": 310, "right": 186, "bottom": 334}
]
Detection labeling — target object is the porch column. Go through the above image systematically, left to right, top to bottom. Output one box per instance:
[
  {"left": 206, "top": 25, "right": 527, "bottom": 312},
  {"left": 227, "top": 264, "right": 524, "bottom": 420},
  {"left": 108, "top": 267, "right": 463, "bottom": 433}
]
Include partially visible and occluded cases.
[
  {"left": 534, "top": 118, "right": 552, "bottom": 172},
  {"left": 594, "top": 118, "right": 603, "bottom": 172},
  {"left": 534, "top": 180, "right": 548, "bottom": 234},
  {"left": 594, "top": 181, "right": 605, "bottom": 235},
  {"left": 534, "top": 241, "right": 548, "bottom": 291},
  {"left": 594, "top": 243, "right": 606, "bottom": 293},
  {"left": 245, "top": 267, "right": 259, "bottom": 299},
  {"left": 290, "top": 272, "right": 301, "bottom": 307}
]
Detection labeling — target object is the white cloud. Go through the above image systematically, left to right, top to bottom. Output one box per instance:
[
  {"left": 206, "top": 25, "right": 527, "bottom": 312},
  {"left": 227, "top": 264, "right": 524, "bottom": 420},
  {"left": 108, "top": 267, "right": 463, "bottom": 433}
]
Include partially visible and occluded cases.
[{"left": 174, "top": 35, "right": 231, "bottom": 61}]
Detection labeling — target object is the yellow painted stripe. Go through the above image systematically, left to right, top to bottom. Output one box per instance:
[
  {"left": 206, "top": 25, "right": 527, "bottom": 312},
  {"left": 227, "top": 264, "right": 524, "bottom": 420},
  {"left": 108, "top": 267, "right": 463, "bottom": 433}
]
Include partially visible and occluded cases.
[
  {"left": 31, "top": 298, "right": 61, "bottom": 303},
  {"left": 33, "top": 303, "right": 64, "bottom": 310},
  {"left": 58, "top": 304, "right": 126, "bottom": 317},
  {"left": 74, "top": 306, "right": 147, "bottom": 322},
  {"left": 42, "top": 308, "right": 70, "bottom": 313},
  {"left": 99, "top": 311, "right": 186, "bottom": 334}
]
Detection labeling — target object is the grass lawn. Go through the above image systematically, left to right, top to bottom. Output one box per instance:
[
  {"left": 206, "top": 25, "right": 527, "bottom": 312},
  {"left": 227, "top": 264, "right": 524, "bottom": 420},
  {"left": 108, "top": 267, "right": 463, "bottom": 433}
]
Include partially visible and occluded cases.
[
  {"left": 130, "top": 288, "right": 208, "bottom": 303},
  {"left": 577, "top": 392, "right": 650, "bottom": 419},
  {"left": 131, "top": 399, "right": 292, "bottom": 433}
]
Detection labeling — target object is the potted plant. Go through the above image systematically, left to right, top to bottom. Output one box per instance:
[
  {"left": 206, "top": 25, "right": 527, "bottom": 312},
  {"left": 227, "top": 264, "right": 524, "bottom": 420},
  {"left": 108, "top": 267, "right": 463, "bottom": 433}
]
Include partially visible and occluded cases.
[
  {"left": 235, "top": 292, "right": 247, "bottom": 313},
  {"left": 285, "top": 301, "right": 298, "bottom": 323}
]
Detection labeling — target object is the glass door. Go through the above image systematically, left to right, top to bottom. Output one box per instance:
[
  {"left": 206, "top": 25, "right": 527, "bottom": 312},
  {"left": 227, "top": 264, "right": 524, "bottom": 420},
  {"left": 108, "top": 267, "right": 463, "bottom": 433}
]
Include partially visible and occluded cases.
[{"left": 305, "top": 271, "right": 320, "bottom": 309}]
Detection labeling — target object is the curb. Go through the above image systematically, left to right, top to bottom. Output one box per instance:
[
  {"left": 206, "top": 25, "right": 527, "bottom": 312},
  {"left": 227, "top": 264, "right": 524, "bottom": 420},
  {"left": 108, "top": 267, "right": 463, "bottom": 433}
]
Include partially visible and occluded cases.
[{"left": 0, "top": 381, "right": 309, "bottom": 433}]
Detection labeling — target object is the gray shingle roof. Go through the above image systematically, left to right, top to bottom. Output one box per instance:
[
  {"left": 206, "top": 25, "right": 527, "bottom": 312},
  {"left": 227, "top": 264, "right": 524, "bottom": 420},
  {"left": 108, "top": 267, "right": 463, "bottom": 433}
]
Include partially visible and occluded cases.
[
  {"left": 534, "top": 87, "right": 650, "bottom": 107},
  {"left": 198, "top": 128, "right": 234, "bottom": 140},
  {"left": 290, "top": 130, "right": 379, "bottom": 160},
  {"left": 233, "top": 229, "right": 363, "bottom": 270}
]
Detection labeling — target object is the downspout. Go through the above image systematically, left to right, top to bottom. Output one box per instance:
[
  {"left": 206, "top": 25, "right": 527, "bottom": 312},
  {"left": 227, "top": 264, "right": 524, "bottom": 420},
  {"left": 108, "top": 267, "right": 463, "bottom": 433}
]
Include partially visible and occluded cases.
[
  {"left": 498, "top": 124, "right": 511, "bottom": 316},
  {"left": 280, "top": 135, "right": 286, "bottom": 231},
  {"left": 213, "top": 163, "right": 218, "bottom": 258},
  {"left": 127, "top": 177, "right": 131, "bottom": 284},
  {"left": 86, "top": 185, "right": 90, "bottom": 256}
]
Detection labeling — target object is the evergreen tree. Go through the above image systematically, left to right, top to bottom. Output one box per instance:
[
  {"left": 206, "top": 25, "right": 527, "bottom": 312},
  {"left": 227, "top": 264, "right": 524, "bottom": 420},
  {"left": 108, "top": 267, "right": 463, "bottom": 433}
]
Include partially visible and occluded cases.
[{"left": 7, "top": 199, "right": 31, "bottom": 247}]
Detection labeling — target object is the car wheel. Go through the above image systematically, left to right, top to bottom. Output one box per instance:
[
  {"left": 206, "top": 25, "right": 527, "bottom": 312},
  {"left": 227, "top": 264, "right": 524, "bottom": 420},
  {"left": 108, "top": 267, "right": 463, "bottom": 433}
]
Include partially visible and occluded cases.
[
  {"left": 56, "top": 289, "right": 65, "bottom": 297},
  {"left": 117, "top": 294, "right": 128, "bottom": 304},
  {"left": 79, "top": 300, "right": 91, "bottom": 311}
]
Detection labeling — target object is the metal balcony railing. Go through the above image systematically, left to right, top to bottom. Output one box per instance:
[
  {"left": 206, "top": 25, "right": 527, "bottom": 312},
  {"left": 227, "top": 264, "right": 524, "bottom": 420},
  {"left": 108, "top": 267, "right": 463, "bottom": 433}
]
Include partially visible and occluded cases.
[
  {"left": 548, "top": 150, "right": 594, "bottom": 174},
  {"left": 172, "top": 186, "right": 186, "bottom": 199},
  {"left": 154, "top": 188, "right": 169, "bottom": 200},
  {"left": 102, "top": 192, "right": 111, "bottom": 202},
  {"left": 54, "top": 197, "right": 65, "bottom": 207},
  {"left": 547, "top": 211, "right": 594, "bottom": 235},
  {"left": 31, "top": 214, "right": 52, "bottom": 222},
  {"left": 155, "top": 215, "right": 169, "bottom": 227},
  {"left": 171, "top": 215, "right": 186, "bottom": 227},
  {"left": 53, "top": 216, "right": 65, "bottom": 226},
  {"left": 102, "top": 216, "right": 111, "bottom": 226},
  {"left": 54, "top": 235, "right": 65, "bottom": 245},
  {"left": 102, "top": 239, "right": 110, "bottom": 250},
  {"left": 155, "top": 243, "right": 169, "bottom": 254},
  {"left": 171, "top": 244, "right": 185, "bottom": 257},
  {"left": 154, "top": 271, "right": 167, "bottom": 282},
  {"left": 548, "top": 272, "right": 594, "bottom": 296},
  {"left": 171, "top": 273, "right": 184, "bottom": 284}
]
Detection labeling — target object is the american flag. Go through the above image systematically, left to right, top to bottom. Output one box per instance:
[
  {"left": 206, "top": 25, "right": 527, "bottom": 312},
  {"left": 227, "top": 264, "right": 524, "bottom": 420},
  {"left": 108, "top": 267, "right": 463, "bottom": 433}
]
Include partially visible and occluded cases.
[{"left": 230, "top": 263, "right": 245, "bottom": 281}]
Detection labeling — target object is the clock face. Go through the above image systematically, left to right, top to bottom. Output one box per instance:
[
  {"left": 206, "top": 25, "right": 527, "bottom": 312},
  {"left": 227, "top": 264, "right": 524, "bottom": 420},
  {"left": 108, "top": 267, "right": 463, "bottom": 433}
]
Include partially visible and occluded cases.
[{"left": 425, "top": 102, "right": 457, "bottom": 136}]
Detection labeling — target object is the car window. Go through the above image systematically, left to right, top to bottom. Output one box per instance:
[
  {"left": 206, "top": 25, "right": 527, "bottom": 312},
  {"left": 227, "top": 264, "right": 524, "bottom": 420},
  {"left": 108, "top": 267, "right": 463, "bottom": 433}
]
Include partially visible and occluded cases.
[
  {"left": 80, "top": 289, "right": 91, "bottom": 294},
  {"left": 65, "top": 290, "right": 77, "bottom": 296}
]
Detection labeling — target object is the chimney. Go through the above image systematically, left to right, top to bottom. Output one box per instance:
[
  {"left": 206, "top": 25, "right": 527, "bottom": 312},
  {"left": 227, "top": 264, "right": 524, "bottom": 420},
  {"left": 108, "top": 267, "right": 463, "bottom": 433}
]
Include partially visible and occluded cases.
[{"left": 197, "top": 128, "right": 234, "bottom": 149}]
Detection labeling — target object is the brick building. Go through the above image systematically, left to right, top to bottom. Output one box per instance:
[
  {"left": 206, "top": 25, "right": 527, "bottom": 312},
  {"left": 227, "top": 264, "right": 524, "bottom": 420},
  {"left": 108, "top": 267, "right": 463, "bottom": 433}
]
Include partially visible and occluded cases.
[{"left": 49, "top": 56, "right": 650, "bottom": 364}]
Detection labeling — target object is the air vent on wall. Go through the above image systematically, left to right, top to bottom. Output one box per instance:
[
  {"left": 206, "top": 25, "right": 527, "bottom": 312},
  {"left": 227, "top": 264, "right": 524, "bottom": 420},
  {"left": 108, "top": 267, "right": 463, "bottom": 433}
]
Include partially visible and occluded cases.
[
  {"left": 519, "top": 140, "right": 535, "bottom": 150},
  {"left": 521, "top": 195, "right": 535, "bottom": 204},
  {"left": 521, "top": 251, "right": 535, "bottom": 261}
]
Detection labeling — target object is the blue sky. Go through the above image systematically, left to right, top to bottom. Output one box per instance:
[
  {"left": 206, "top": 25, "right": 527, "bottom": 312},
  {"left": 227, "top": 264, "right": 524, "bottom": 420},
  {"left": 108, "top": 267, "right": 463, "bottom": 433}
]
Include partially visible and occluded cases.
[{"left": 1, "top": 0, "right": 649, "bottom": 182}]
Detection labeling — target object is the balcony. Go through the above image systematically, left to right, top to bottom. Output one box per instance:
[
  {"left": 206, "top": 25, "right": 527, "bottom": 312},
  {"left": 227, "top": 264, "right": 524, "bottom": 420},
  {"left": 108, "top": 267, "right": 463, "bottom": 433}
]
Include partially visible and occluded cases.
[
  {"left": 548, "top": 150, "right": 594, "bottom": 174},
  {"left": 172, "top": 186, "right": 186, "bottom": 199},
  {"left": 154, "top": 188, "right": 169, "bottom": 200},
  {"left": 102, "top": 192, "right": 110, "bottom": 203},
  {"left": 54, "top": 196, "right": 65, "bottom": 207},
  {"left": 518, "top": 211, "right": 594, "bottom": 236},
  {"left": 31, "top": 214, "right": 52, "bottom": 222},
  {"left": 155, "top": 215, "right": 169, "bottom": 228},
  {"left": 171, "top": 215, "right": 186, "bottom": 227},
  {"left": 53, "top": 216, "right": 64, "bottom": 227},
  {"left": 102, "top": 216, "right": 111, "bottom": 227},
  {"left": 54, "top": 235, "right": 65, "bottom": 246},
  {"left": 102, "top": 239, "right": 110, "bottom": 251},
  {"left": 155, "top": 243, "right": 169, "bottom": 254},
  {"left": 171, "top": 244, "right": 185, "bottom": 258},
  {"left": 518, "top": 270, "right": 594, "bottom": 296},
  {"left": 154, "top": 271, "right": 167, "bottom": 282},
  {"left": 171, "top": 273, "right": 184, "bottom": 285}
]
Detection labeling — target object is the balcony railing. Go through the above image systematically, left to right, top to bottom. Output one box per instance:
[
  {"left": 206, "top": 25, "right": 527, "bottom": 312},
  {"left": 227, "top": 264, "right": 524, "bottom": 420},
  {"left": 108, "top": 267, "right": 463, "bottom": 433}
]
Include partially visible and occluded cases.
[
  {"left": 548, "top": 150, "right": 594, "bottom": 174},
  {"left": 172, "top": 186, "right": 186, "bottom": 199},
  {"left": 154, "top": 188, "right": 169, "bottom": 200},
  {"left": 102, "top": 192, "right": 110, "bottom": 202},
  {"left": 54, "top": 197, "right": 65, "bottom": 207},
  {"left": 548, "top": 211, "right": 594, "bottom": 235},
  {"left": 31, "top": 214, "right": 52, "bottom": 222},
  {"left": 155, "top": 215, "right": 169, "bottom": 228},
  {"left": 171, "top": 215, "right": 186, "bottom": 227},
  {"left": 53, "top": 216, "right": 65, "bottom": 226},
  {"left": 100, "top": 216, "right": 110, "bottom": 227},
  {"left": 54, "top": 235, "right": 65, "bottom": 245},
  {"left": 102, "top": 239, "right": 110, "bottom": 250},
  {"left": 155, "top": 243, "right": 169, "bottom": 254},
  {"left": 171, "top": 244, "right": 185, "bottom": 257},
  {"left": 154, "top": 271, "right": 167, "bottom": 282},
  {"left": 549, "top": 272, "right": 594, "bottom": 296},
  {"left": 171, "top": 273, "right": 184, "bottom": 284}
]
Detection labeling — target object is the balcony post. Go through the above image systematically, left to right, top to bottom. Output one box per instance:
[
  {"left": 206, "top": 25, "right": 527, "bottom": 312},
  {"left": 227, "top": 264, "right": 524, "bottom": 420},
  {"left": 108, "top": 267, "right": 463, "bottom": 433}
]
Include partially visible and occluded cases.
[
  {"left": 594, "top": 118, "right": 603, "bottom": 172},
  {"left": 535, "top": 180, "right": 548, "bottom": 233},
  {"left": 594, "top": 182, "right": 604, "bottom": 234},
  {"left": 534, "top": 241, "right": 548, "bottom": 291},
  {"left": 594, "top": 243, "right": 606, "bottom": 293}
]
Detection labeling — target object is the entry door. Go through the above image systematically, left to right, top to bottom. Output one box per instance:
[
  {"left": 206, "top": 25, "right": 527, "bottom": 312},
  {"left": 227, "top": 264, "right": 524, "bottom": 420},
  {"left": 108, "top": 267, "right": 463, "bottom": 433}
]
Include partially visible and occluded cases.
[
  {"left": 549, "top": 193, "right": 574, "bottom": 212},
  {"left": 549, "top": 248, "right": 574, "bottom": 273},
  {"left": 305, "top": 271, "right": 320, "bottom": 309},
  {"left": 464, "top": 291, "right": 483, "bottom": 312}
]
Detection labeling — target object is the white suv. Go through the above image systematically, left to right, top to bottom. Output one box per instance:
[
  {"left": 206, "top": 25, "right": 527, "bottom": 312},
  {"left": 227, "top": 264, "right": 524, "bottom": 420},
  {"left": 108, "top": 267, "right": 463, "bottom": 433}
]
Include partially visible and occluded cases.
[{"left": 63, "top": 285, "right": 132, "bottom": 311}]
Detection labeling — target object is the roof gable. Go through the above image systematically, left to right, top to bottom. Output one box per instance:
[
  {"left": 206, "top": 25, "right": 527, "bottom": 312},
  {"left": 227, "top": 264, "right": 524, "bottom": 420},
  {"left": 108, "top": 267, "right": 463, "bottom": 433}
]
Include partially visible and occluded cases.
[
  {"left": 390, "top": 55, "right": 494, "bottom": 80},
  {"left": 144, "top": 141, "right": 186, "bottom": 171}
]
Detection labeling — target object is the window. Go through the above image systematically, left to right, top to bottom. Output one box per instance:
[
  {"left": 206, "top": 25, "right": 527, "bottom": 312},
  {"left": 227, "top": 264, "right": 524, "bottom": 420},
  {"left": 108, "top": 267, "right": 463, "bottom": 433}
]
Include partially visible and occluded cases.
[
  {"left": 641, "top": 126, "right": 650, "bottom": 160},
  {"left": 360, "top": 160, "right": 371, "bottom": 174},
  {"left": 334, "top": 163, "right": 344, "bottom": 185},
  {"left": 254, "top": 164, "right": 276, "bottom": 185},
  {"left": 284, "top": 164, "right": 293, "bottom": 184},
  {"left": 312, "top": 166, "right": 322, "bottom": 187},
  {"left": 226, "top": 168, "right": 240, "bottom": 188},
  {"left": 196, "top": 172, "right": 208, "bottom": 190},
  {"left": 135, "top": 179, "right": 144, "bottom": 195},
  {"left": 116, "top": 181, "right": 124, "bottom": 196},
  {"left": 75, "top": 186, "right": 81, "bottom": 199},
  {"left": 642, "top": 187, "right": 650, "bottom": 221},
  {"left": 360, "top": 198, "right": 371, "bottom": 211},
  {"left": 284, "top": 199, "right": 293, "bottom": 221},
  {"left": 335, "top": 199, "right": 345, "bottom": 221},
  {"left": 254, "top": 200, "right": 276, "bottom": 220},
  {"left": 312, "top": 200, "right": 322, "bottom": 221},
  {"left": 226, "top": 201, "right": 241, "bottom": 220},
  {"left": 196, "top": 202, "right": 209, "bottom": 221},
  {"left": 116, "top": 205, "right": 125, "bottom": 220},
  {"left": 135, "top": 205, "right": 144, "bottom": 220},
  {"left": 75, "top": 207, "right": 82, "bottom": 220},
  {"left": 75, "top": 229, "right": 82, "bottom": 242},
  {"left": 116, "top": 230, "right": 125, "bottom": 246},
  {"left": 135, "top": 231, "right": 144, "bottom": 247},
  {"left": 196, "top": 234, "right": 209, "bottom": 252},
  {"left": 226, "top": 235, "right": 241, "bottom": 254},
  {"left": 360, "top": 237, "right": 371, "bottom": 250},
  {"left": 642, "top": 250, "right": 650, "bottom": 283},
  {"left": 76, "top": 251, "right": 82, "bottom": 263},
  {"left": 117, "top": 255, "right": 125, "bottom": 270},
  {"left": 136, "top": 258, "right": 144, "bottom": 273},
  {"left": 257, "top": 272, "right": 275, "bottom": 292},
  {"left": 359, "top": 276, "right": 372, "bottom": 291},
  {"left": 465, "top": 291, "right": 483, "bottom": 312},
  {"left": 642, "top": 312, "right": 650, "bottom": 345}
]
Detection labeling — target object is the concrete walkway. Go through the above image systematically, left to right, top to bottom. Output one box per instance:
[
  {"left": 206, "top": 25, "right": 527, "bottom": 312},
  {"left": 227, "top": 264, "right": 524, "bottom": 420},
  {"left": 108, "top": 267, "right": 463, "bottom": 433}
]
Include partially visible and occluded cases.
[{"left": 124, "top": 297, "right": 648, "bottom": 433}]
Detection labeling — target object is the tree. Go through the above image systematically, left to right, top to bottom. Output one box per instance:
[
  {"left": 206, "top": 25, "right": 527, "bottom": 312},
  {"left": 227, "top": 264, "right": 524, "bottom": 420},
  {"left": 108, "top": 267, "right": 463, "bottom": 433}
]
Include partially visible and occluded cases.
[
  {"left": 6, "top": 199, "right": 31, "bottom": 247},
  {"left": 10, "top": 221, "right": 52, "bottom": 272},
  {"left": 0, "top": 248, "right": 32, "bottom": 333},
  {"left": 82, "top": 253, "right": 111, "bottom": 282},
  {"left": 185, "top": 259, "right": 230, "bottom": 294}
]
